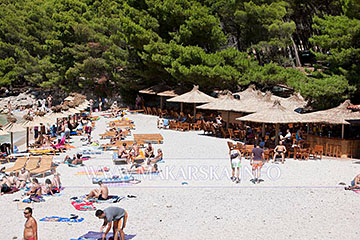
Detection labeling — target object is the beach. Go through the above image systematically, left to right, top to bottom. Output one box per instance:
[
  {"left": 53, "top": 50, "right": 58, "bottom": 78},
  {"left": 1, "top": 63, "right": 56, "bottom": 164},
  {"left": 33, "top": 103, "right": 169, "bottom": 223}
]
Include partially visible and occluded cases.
[{"left": 1, "top": 112, "right": 360, "bottom": 239}]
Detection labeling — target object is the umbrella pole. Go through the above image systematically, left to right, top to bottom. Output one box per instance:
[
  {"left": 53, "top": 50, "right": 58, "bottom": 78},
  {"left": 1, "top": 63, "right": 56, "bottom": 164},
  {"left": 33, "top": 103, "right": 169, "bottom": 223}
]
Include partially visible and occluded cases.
[
  {"left": 160, "top": 96, "right": 163, "bottom": 109},
  {"left": 180, "top": 103, "right": 183, "bottom": 113},
  {"left": 193, "top": 103, "right": 196, "bottom": 117},
  {"left": 226, "top": 111, "right": 230, "bottom": 130},
  {"left": 56, "top": 118, "right": 59, "bottom": 136},
  {"left": 262, "top": 123, "right": 265, "bottom": 138},
  {"left": 275, "top": 123, "right": 280, "bottom": 145},
  {"left": 341, "top": 124, "right": 344, "bottom": 139},
  {"left": 26, "top": 127, "right": 29, "bottom": 150},
  {"left": 10, "top": 132, "right": 14, "bottom": 153}
]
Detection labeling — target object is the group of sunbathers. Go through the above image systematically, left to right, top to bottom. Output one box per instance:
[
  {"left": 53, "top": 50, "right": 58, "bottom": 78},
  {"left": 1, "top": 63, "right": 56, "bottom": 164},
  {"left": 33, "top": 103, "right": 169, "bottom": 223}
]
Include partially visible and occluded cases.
[
  {"left": 118, "top": 142, "right": 163, "bottom": 165},
  {"left": 64, "top": 154, "right": 84, "bottom": 165},
  {"left": 26, "top": 172, "right": 61, "bottom": 197}
]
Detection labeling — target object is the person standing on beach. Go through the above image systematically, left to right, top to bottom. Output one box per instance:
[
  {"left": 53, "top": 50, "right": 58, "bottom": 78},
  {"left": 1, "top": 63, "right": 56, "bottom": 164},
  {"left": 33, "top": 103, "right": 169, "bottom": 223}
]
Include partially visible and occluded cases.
[
  {"left": 47, "top": 95, "right": 52, "bottom": 109},
  {"left": 89, "top": 99, "right": 94, "bottom": 113},
  {"left": 7, "top": 100, "right": 12, "bottom": 114},
  {"left": 251, "top": 144, "right": 265, "bottom": 184},
  {"left": 230, "top": 148, "right": 242, "bottom": 183},
  {"left": 96, "top": 206, "right": 128, "bottom": 240},
  {"left": 23, "top": 207, "right": 38, "bottom": 240}
]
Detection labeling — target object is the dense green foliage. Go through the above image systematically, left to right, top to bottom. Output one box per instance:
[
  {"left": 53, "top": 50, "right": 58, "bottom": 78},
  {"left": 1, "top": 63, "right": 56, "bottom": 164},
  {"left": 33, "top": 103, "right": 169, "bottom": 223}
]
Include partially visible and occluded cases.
[{"left": 0, "top": 0, "right": 359, "bottom": 108}]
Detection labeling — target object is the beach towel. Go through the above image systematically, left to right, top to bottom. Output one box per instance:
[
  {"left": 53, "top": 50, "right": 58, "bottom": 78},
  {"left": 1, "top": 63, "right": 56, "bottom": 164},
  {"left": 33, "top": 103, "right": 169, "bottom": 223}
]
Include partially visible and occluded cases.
[
  {"left": 92, "top": 176, "right": 134, "bottom": 184},
  {"left": 4, "top": 187, "right": 20, "bottom": 194},
  {"left": 353, "top": 189, "right": 360, "bottom": 194},
  {"left": 71, "top": 195, "right": 124, "bottom": 204},
  {"left": 71, "top": 201, "right": 96, "bottom": 211},
  {"left": 40, "top": 216, "right": 84, "bottom": 223},
  {"left": 71, "top": 231, "right": 136, "bottom": 240}
]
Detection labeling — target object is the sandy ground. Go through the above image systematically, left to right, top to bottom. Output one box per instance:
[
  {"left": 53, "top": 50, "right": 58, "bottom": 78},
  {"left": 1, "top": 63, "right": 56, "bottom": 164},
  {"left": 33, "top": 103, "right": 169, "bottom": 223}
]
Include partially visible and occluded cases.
[{"left": 1, "top": 112, "right": 360, "bottom": 240}]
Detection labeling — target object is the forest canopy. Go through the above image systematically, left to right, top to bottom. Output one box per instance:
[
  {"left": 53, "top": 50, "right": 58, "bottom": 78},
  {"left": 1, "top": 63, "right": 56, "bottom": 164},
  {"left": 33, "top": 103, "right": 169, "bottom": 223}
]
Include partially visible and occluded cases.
[{"left": 0, "top": 0, "right": 359, "bottom": 109}]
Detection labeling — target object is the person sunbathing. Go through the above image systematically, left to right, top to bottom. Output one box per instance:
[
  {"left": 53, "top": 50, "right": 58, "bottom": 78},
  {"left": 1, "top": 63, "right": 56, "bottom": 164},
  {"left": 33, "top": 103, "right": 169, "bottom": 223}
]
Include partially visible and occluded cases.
[
  {"left": 273, "top": 141, "right": 287, "bottom": 164},
  {"left": 118, "top": 143, "right": 131, "bottom": 163},
  {"left": 129, "top": 143, "right": 140, "bottom": 163},
  {"left": 144, "top": 143, "right": 154, "bottom": 158},
  {"left": 150, "top": 149, "right": 163, "bottom": 164},
  {"left": 64, "top": 154, "right": 83, "bottom": 165},
  {"left": 127, "top": 163, "right": 159, "bottom": 174},
  {"left": 17, "top": 168, "right": 30, "bottom": 188},
  {"left": 51, "top": 169, "right": 61, "bottom": 189},
  {"left": 8, "top": 172, "right": 18, "bottom": 187},
  {"left": 345, "top": 174, "right": 360, "bottom": 190},
  {"left": 0, "top": 176, "right": 12, "bottom": 195},
  {"left": 26, "top": 178, "right": 42, "bottom": 197},
  {"left": 41, "top": 179, "right": 59, "bottom": 196},
  {"left": 86, "top": 181, "right": 109, "bottom": 201}
]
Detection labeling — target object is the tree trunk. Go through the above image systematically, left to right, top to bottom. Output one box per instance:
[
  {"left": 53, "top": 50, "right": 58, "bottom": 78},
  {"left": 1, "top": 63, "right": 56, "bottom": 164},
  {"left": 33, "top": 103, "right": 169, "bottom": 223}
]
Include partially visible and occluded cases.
[{"left": 290, "top": 36, "right": 302, "bottom": 67}]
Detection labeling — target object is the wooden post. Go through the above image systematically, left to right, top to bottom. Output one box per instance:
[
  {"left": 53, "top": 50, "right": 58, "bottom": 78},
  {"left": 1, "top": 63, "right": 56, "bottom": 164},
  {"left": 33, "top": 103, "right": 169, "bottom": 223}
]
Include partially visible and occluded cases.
[
  {"left": 160, "top": 96, "right": 163, "bottom": 109},
  {"left": 180, "top": 102, "right": 183, "bottom": 112},
  {"left": 193, "top": 103, "right": 196, "bottom": 117},
  {"left": 226, "top": 111, "right": 230, "bottom": 130},
  {"left": 262, "top": 123, "right": 265, "bottom": 138},
  {"left": 275, "top": 123, "right": 280, "bottom": 145},
  {"left": 341, "top": 124, "right": 344, "bottom": 139},
  {"left": 26, "top": 127, "right": 29, "bottom": 149},
  {"left": 10, "top": 132, "right": 14, "bottom": 153}
]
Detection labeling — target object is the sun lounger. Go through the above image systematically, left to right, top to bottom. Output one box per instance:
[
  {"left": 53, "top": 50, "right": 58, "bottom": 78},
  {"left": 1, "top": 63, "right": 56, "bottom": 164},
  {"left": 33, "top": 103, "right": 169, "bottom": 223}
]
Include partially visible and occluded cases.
[
  {"left": 133, "top": 134, "right": 164, "bottom": 144},
  {"left": 25, "top": 156, "right": 41, "bottom": 171},
  {"left": 5, "top": 157, "right": 28, "bottom": 172},
  {"left": 31, "top": 157, "right": 54, "bottom": 177}
]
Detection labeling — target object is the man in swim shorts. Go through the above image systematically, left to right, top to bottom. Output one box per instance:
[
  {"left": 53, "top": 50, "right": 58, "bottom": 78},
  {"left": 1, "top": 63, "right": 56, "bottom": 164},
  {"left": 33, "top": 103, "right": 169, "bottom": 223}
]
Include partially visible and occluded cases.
[
  {"left": 273, "top": 141, "right": 287, "bottom": 164},
  {"left": 251, "top": 144, "right": 265, "bottom": 184},
  {"left": 230, "top": 148, "right": 241, "bottom": 183},
  {"left": 86, "top": 181, "right": 109, "bottom": 200},
  {"left": 96, "top": 206, "right": 128, "bottom": 240},
  {"left": 23, "top": 207, "right": 37, "bottom": 240}
]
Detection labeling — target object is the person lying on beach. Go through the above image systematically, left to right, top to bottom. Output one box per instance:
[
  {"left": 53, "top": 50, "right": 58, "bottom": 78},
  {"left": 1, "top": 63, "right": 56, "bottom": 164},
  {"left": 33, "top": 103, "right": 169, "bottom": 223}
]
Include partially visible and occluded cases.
[
  {"left": 273, "top": 141, "right": 287, "bottom": 164},
  {"left": 118, "top": 143, "right": 131, "bottom": 163},
  {"left": 144, "top": 143, "right": 154, "bottom": 158},
  {"left": 150, "top": 149, "right": 163, "bottom": 164},
  {"left": 64, "top": 154, "right": 83, "bottom": 165},
  {"left": 127, "top": 163, "right": 159, "bottom": 174},
  {"left": 17, "top": 168, "right": 30, "bottom": 188},
  {"left": 7, "top": 172, "right": 18, "bottom": 187},
  {"left": 345, "top": 174, "right": 360, "bottom": 190},
  {"left": 0, "top": 176, "right": 12, "bottom": 195},
  {"left": 26, "top": 178, "right": 42, "bottom": 197},
  {"left": 41, "top": 179, "right": 59, "bottom": 196},
  {"left": 86, "top": 181, "right": 109, "bottom": 201},
  {"left": 96, "top": 207, "right": 128, "bottom": 240}
]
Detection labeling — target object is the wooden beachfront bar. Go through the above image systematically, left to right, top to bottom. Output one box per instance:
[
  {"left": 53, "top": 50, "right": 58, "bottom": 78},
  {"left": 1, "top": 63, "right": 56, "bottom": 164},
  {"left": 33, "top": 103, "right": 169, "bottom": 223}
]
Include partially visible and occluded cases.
[{"left": 307, "top": 134, "right": 360, "bottom": 159}]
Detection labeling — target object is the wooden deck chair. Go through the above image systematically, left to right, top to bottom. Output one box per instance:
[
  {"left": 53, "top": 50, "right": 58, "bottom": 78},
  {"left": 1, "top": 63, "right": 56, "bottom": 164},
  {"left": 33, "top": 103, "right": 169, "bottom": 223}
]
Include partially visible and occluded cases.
[
  {"left": 227, "top": 141, "right": 235, "bottom": 153},
  {"left": 311, "top": 145, "right": 324, "bottom": 160},
  {"left": 25, "top": 156, "right": 41, "bottom": 171},
  {"left": 5, "top": 157, "right": 28, "bottom": 172},
  {"left": 31, "top": 157, "right": 54, "bottom": 177}
]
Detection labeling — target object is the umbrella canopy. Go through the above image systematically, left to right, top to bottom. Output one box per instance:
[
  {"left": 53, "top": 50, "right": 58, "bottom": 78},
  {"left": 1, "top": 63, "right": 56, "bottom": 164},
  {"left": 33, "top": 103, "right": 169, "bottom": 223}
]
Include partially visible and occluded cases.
[
  {"left": 139, "top": 84, "right": 171, "bottom": 95},
  {"left": 167, "top": 85, "right": 215, "bottom": 104},
  {"left": 233, "top": 85, "right": 264, "bottom": 100},
  {"left": 158, "top": 86, "right": 184, "bottom": 97},
  {"left": 197, "top": 94, "right": 256, "bottom": 113},
  {"left": 64, "top": 96, "right": 74, "bottom": 101},
  {"left": 236, "top": 100, "right": 313, "bottom": 124},
  {"left": 303, "top": 100, "right": 360, "bottom": 125},
  {"left": 67, "top": 108, "right": 81, "bottom": 114},
  {"left": 48, "top": 112, "right": 69, "bottom": 119},
  {"left": 21, "top": 115, "right": 53, "bottom": 128},
  {"left": 3, "top": 122, "right": 25, "bottom": 133},
  {"left": 0, "top": 129, "right": 8, "bottom": 136}
]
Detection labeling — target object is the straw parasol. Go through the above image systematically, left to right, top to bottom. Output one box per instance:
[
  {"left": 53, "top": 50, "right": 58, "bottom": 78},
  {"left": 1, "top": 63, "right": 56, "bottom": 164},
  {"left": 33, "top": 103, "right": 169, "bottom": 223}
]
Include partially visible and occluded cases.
[
  {"left": 139, "top": 84, "right": 172, "bottom": 95},
  {"left": 167, "top": 85, "right": 215, "bottom": 115},
  {"left": 233, "top": 85, "right": 264, "bottom": 100},
  {"left": 157, "top": 87, "right": 184, "bottom": 109},
  {"left": 197, "top": 94, "right": 257, "bottom": 129},
  {"left": 303, "top": 100, "right": 360, "bottom": 138},
  {"left": 236, "top": 101, "right": 314, "bottom": 144},
  {"left": 3, "top": 117, "right": 25, "bottom": 153}
]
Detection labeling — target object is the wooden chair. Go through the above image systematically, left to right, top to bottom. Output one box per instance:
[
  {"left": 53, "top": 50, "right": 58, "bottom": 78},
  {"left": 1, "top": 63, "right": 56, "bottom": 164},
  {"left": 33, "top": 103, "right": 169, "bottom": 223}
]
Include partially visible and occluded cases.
[
  {"left": 227, "top": 141, "right": 235, "bottom": 152},
  {"left": 244, "top": 145, "right": 254, "bottom": 159},
  {"left": 310, "top": 145, "right": 323, "bottom": 160},
  {"left": 264, "top": 149, "right": 274, "bottom": 163},
  {"left": 25, "top": 156, "right": 41, "bottom": 171},
  {"left": 5, "top": 157, "right": 28, "bottom": 172},
  {"left": 31, "top": 157, "right": 54, "bottom": 177}
]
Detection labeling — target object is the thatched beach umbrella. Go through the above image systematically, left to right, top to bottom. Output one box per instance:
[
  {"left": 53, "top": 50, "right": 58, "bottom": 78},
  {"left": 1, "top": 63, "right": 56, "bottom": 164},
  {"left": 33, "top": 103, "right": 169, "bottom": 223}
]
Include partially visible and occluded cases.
[
  {"left": 139, "top": 84, "right": 171, "bottom": 95},
  {"left": 167, "top": 85, "right": 215, "bottom": 115},
  {"left": 233, "top": 85, "right": 264, "bottom": 100},
  {"left": 157, "top": 87, "right": 184, "bottom": 109},
  {"left": 197, "top": 94, "right": 256, "bottom": 129},
  {"left": 303, "top": 100, "right": 360, "bottom": 138},
  {"left": 236, "top": 101, "right": 314, "bottom": 144},
  {"left": 21, "top": 114, "right": 53, "bottom": 149},
  {"left": 3, "top": 116, "right": 25, "bottom": 153}
]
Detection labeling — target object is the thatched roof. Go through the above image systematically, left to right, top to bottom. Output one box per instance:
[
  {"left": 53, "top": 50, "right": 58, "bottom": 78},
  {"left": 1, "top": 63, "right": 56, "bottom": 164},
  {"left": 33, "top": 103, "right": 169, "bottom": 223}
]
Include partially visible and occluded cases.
[
  {"left": 139, "top": 84, "right": 172, "bottom": 95},
  {"left": 167, "top": 85, "right": 215, "bottom": 104},
  {"left": 233, "top": 85, "right": 264, "bottom": 100},
  {"left": 157, "top": 86, "right": 184, "bottom": 97},
  {"left": 197, "top": 93, "right": 256, "bottom": 113},
  {"left": 303, "top": 100, "right": 360, "bottom": 125},
  {"left": 236, "top": 101, "right": 313, "bottom": 124},
  {"left": 21, "top": 115, "right": 53, "bottom": 128},
  {"left": 3, "top": 122, "right": 25, "bottom": 133},
  {"left": 0, "top": 129, "right": 8, "bottom": 136}
]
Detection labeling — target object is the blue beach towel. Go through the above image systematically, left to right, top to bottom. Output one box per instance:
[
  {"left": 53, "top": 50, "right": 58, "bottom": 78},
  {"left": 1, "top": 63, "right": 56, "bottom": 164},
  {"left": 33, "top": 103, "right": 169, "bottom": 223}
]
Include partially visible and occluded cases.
[{"left": 40, "top": 216, "right": 84, "bottom": 223}]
